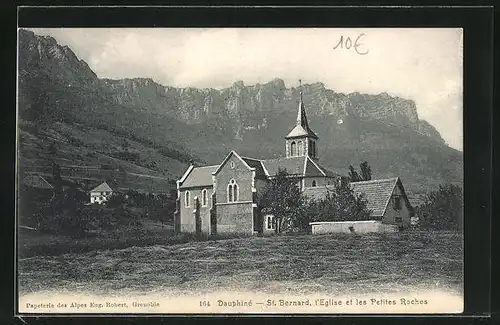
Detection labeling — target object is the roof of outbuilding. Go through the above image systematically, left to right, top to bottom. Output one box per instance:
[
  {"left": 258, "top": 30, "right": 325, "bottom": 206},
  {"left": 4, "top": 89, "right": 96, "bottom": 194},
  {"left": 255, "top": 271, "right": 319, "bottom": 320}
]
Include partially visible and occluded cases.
[
  {"left": 179, "top": 165, "right": 218, "bottom": 189},
  {"left": 21, "top": 174, "right": 53, "bottom": 189},
  {"left": 303, "top": 177, "right": 403, "bottom": 217},
  {"left": 350, "top": 178, "right": 399, "bottom": 216},
  {"left": 90, "top": 181, "right": 113, "bottom": 193},
  {"left": 302, "top": 185, "right": 336, "bottom": 200}
]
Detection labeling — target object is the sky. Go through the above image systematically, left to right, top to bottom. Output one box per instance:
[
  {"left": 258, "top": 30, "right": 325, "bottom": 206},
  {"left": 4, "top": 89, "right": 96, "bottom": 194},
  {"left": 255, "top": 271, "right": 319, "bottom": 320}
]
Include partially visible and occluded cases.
[{"left": 28, "top": 28, "right": 463, "bottom": 150}]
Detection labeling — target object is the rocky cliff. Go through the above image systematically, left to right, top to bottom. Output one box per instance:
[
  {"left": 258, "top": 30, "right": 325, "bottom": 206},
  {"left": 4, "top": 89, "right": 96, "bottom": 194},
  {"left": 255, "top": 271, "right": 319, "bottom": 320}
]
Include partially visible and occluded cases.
[{"left": 99, "top": 75, "right": 444, "bottom": 143}]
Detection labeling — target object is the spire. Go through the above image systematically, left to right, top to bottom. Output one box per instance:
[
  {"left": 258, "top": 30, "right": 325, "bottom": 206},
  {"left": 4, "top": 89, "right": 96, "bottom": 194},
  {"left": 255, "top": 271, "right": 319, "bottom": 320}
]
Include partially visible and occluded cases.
[
  {"left": 285, "top": 80, "right": 318, "bottom": 140},
  {"left": 296, "top": 80, "right": 310, "bottom": 129}
]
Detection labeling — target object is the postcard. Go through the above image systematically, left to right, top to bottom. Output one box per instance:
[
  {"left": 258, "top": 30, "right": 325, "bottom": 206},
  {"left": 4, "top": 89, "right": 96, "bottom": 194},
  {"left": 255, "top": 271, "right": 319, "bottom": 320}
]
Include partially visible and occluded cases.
[{"left": 16, "top": 27, "right": 463, "bottom": 314}]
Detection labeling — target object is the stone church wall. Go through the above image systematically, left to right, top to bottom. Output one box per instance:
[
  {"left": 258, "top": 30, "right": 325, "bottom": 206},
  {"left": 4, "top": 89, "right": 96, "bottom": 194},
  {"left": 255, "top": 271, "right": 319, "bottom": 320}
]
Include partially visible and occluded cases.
[{"left": 213, "top": 153, "right": 255, "bottom": 234}]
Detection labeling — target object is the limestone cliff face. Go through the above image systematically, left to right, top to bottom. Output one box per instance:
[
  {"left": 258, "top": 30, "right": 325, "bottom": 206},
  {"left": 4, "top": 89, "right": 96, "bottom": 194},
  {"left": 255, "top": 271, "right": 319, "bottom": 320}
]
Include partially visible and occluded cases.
[
  {"left": 18, "top": 28, "right": 443, "bottom": 144},
  {"left": 99, "top": 76, "right": 443, "bottom": 143}
]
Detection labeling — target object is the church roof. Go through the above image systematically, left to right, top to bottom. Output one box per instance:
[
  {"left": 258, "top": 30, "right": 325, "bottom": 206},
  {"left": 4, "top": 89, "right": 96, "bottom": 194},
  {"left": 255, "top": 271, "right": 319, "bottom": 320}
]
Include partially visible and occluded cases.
[
  {"left": 285, "top": 92, "right": 318, "bottom": 140},
  {"left": 286, "top": 125, "right": 318, "bottom": 139},
  {"left": 261, "top": 156, "right": 339, "bottom": 178},
  {"left": 263, "top": 156, "right": 306, "bottom": 176},
  {"left": 241, "top": 157, "right": 268, "bottom": 178},
  {"left": 307, "top": 157, "right": 339, "bottom": 177},
  {"left": 179, "top": 165, "right": 218, "bottom": 189},
  {"left": 21, "top": 174, "right": 53, "bottom": 189},
  {"left": 302, "top": 177, "right": 408, "bottom": 217},
  {"left": 90, "top": 181, "right": 113, "bottom": 193}
]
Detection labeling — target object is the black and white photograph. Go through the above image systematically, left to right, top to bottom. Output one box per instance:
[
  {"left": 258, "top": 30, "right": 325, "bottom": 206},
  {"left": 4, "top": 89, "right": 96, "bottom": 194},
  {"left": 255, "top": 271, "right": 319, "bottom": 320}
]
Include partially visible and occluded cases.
[{"left": 17, "top": 27, "right": 464, "bottom": 314}]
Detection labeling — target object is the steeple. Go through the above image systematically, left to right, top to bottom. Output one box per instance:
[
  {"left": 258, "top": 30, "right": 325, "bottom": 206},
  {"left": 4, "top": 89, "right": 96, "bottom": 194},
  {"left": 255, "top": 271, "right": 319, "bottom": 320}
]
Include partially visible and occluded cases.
[
  {"left": 285, "top": 80, "right": 319, "bottom": 159},
  {"left": 286, "top": 80, "right": 318, "bottom": 140},
  {"left": 296, "top": 90, "right": 311, "bottom": 131}
]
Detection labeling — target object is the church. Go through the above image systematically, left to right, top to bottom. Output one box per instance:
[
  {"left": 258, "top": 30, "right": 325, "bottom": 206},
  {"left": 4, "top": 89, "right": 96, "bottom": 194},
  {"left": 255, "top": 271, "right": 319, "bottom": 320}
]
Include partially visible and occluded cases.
[{"left": 174, "top": 91, "right": 412, "bottom": 235}]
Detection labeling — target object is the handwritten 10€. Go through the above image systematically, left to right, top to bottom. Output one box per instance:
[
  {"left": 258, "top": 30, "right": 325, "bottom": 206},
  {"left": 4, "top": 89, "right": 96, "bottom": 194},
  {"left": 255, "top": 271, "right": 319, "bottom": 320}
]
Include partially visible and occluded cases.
[{"left": 333, "top": 34, "right": 369, "bottom": 55}]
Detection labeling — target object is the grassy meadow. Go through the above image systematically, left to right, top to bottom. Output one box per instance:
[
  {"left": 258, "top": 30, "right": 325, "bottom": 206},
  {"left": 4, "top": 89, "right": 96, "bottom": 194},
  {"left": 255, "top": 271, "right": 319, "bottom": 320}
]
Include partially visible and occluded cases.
[{"left": 18, "top": 231, "right": 463, "bottom": 297}]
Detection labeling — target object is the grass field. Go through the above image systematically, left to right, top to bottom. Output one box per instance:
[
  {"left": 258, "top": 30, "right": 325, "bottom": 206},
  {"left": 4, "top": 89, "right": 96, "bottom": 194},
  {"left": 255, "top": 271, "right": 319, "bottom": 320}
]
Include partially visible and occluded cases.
[{"left": 18, "top": 231, "right": 463, "bottom": 297}]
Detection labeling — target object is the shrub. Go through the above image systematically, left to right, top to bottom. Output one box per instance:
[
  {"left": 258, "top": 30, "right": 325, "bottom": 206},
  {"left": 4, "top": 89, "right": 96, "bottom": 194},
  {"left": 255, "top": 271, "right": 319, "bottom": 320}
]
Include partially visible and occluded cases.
[
  {"left": 306, "top": 181, "right": 372, "bottom": 222},
  {"left": 416, "top": 184, "right": 463, "bottom": 230}
]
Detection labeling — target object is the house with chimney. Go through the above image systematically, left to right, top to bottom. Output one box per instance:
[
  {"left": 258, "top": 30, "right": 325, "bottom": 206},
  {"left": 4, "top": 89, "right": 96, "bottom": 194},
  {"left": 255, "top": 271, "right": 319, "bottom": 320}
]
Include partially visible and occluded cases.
[{"left": 174, "top": 89, "right": 412, "bottom": 235}]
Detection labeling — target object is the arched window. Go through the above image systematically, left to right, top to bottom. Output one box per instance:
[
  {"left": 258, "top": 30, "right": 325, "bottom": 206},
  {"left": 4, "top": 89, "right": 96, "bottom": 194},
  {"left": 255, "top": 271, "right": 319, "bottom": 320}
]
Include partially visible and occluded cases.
[
  {"left": 290, "top": 141, "right": 296, "bottom": 156},
  {"left": 298, "top": 141, "right": 303, "bottom": 156},
  {"left": 312, "top": 141, "right": 316, "bottom": 157},
  {"left": 227, "top": 179, "right": 239, "bottom": 202},
  {"left": 312, "top": 180, "right": 317, "bottom": 187},
  {"left": 233, "top": 183, "right": 239, "bottom": 202},
  {"left": 201, "top": 189, "right": 208, "bottom": 207},
  {"left": 184, "top": 191, "right": 190, "bottom": 207}
]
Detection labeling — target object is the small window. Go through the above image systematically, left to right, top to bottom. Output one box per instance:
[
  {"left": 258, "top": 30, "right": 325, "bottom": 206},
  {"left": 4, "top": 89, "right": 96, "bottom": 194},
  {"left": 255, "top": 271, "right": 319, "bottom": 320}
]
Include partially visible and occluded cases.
[
  {"left": 230, "top": 161, "right": 235, "bottom": 169},
  {"left": 312, "top": 180, "right": 317, "bottom": 187},
  {"left": 201, "top": 189, "right": 208, "bottom": 207},
  {"left": 185, "top": 191, "right": 190, "bottom": 208},
  {"left": 266, "top": 215, "right": 275, "bottom": 230},
  {"left": 395, "top": 216, "right": 402, "bottom": 223}
]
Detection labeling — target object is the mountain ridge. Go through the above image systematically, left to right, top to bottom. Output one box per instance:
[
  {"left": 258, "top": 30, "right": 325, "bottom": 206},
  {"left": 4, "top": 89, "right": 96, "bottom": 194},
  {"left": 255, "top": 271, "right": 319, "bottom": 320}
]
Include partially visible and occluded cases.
[
  {"left": 17, "top": 29, "right": 463, "bottom": 201},
  {"left": 100, "top": 75, "right": 445, "bottom": 144}
]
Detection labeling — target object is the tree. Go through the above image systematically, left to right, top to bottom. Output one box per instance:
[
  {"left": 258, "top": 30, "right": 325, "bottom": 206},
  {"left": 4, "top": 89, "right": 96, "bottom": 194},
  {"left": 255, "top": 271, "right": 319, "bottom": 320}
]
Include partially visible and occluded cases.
[
  {"left": 349, "top": 161, "right": 372, "bottom": 182},
  {"left": 360, "top": 161, "right": 372, "bottom": 181},
  {"left": 348, "top": 165, "right": 361, "bottom": 182},
  {"left": 257, "top": 169, "right": 305, "bottom": 233},
  {"left": 307, "top": 181, "right": 372, "bottom": 222},
  {"left": 40, "top": 184, "right": 92, "bottom": 237},
  {"left": 416, "top": 184, "right": 463, "bottom": 230},
  {"left": 106, "top": 192, "right": 127, "bottom": 209}
]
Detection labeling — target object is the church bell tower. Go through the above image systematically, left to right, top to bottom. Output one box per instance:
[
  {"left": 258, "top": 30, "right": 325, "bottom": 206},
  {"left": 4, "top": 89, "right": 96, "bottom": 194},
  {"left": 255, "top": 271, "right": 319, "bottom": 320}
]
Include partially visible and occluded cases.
[{"left": 285, "top": 80, "right": 319, "bottom": 160}]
